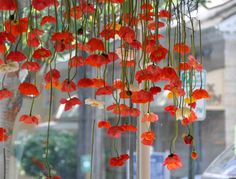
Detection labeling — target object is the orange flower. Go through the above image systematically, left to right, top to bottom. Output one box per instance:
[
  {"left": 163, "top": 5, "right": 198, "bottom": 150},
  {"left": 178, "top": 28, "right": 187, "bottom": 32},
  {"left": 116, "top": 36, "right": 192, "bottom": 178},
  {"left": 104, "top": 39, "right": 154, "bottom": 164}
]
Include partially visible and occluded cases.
[
  {"left": 173, "top": 43, "right": 190, "bottom": 55},
  {"left": 45, "top": 81, "right": 61, "bottom": 90},
  {"left": 18, "top": 82, "right": 40, "bottom": 97},
  {"left": 0, "top": 88, "right": 13, "bottom": 100},
  {"left": 192, "top": 89, "right": 210, "bottom": 100},
  {"left": 142, "top": 112, "right": 159, "bottom": 123},
  {"left": 19, "top": 114, "right": 40, "bottom": 125},
  {"left": 98, "top": 120, "right": 111, "bottom": 129},
  {"left": 121, "top": 124, "right": 137, "bottom": 132},
  {"left": 107, "top": 126, "right": 125, "bottom": 138},
  {"left": 0, "top": 127, "right": 8, "bottom": 142},
  {"left": 141, "top": 131, "right": 155, "bottom": 146},
  {"left": 191, "top": 151, "right": 198, "bottom": 160},
  {"left": 163, "top": 153, "right": 183, "bottom": 170}
]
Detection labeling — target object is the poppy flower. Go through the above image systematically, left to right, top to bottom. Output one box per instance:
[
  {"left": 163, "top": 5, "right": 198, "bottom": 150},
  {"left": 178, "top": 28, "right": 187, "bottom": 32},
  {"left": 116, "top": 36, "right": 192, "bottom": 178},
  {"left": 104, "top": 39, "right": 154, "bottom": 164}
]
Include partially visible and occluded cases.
[
  {"left": 0, "top": 0, "right": 17, "bottom": 10},
  {"left": 32, "top": 0, "right": 59, "bottom": 11},
  {"left": 141, "top": 3, "right": 153, "bottom": 10},
  {"left": 158, "top": 10, "right": 171, "bottom": 19},
  {"left": 122, "top": 13, "right": 139, "bottom": 26},
  {"left": 40, "top": 16, "right": 56, "bottom": 26},
  {"left": 5, "top": 17, "right": 28, "bottom": 37},
  {"left": 147, "top": 21, "right": 165, "bottom": 30},
  {"left": 118, "top": 26, "right": 136, "bottom": 43},
  {"left": 27, "top": 29, "right": 44, "bottom": 47},
  {"left": 0, "top": 31, "right": 16, "bottom": 44},
  {"left": 51, "top": 32, "right": 74, "bottom": 44},
  {"left": 86, "top": 38, "right": 105, "bottom": 52},
  {"left": 129, "top": 40, "right": 142, "bottom": 50},
  {"left": 173, "top": 43, "right": 190, "bottom": 55},
  {"left": 150, "top": 45, "right": 168, "bottom": 62},
  {"left": 32, "top": 48, "right": 52, "bottom": 59},
  {"left": 6, "top": 51, "right": 27, "bottom": 62},
  {"left": 107, "top": 52, "right": 119, "bottom": 62},
  {"left": 85, "top": 54, "right": 110, "bottom": 68},
  {"left": 68, "top": 56, "right": 85, "bottom": 68},
  {"left": 120, "top": 59, "right": 136, "bottom": 67},
  {"left": 21, "top": 61, "right": 41, "bottom": 72},
  {"left": 0, "top": 62, "right": 19, "bottom": 74},
  {"left": 44, "top": 69, "right": 60, "bottom": 83},
  {"left": 78, "top": 78, "right": 94, "bottom": 88},
  {"left": 92, "top": 78, "right": 108, "bottom": 88},
  {"left": 113, "top": 79, "right": 126, "bottom": 90},
  {"left": 61, "top": 80, "right": 77, "bottom": 93},
  {"left": 44, "top": 81, "right": 61, "bottom": 90},
  {"left": 18, "top": 82, "right": 40, "bottom": 97},
  {"left": 96, "top": 86, "right": 113, "bottom": 96},
  {"left": 150, "top": 86, "right": 161, "bottom": 95},
  {"left": 0, "top": 88, "right": 13, "bottom": 100},
  {"left": 192, "top": 89, "right": 209, "bottom": 100},
  {"left": 131, "top": 90, "right": 153, "bottom": 104},
  {"left": 60, "top": 97, "right": 81, "bottom": 111},
  {"left": 85, "top": 98, "right": 104, "bottom": 109},
  {"left": 164, "top": 105, "right": 177, "bottom": 116},
  {"left": 128, "top": 108, "right": 140, "bottom": 117},
  {"left": 142, "top": 112, "right": 158, "bottom": 123},
  {"left": 19, "top": 114, "right": 40, "bottom": 125},
  {"left": 98, "top": 120, "right": 111, "bottom": 129},
  {"left": 121, "top": 124, "right": 137, "bottom": 132},
  {"left": 107, "top": 126, "right": 124, "bottom": 138},
  {"left": 0, "top": 127, "right": 8, "bottom": 142},
  {"left": 141, "top": 131, "right": 155, "bottom": 145},
  {"left": 183, "top": 134, "right": 193, "bottom": 145},
  {"left": 191, "top": 151, "right": 198, "bottom": 160},
  {"left": 163, "top": 153, "right": 183, "bottom": 170},
  {"left": 109, "top": 154, "right": 129, "bottom": 167},
  {"left": 45, "top": 176, "right": 61, "bottom": 179}
]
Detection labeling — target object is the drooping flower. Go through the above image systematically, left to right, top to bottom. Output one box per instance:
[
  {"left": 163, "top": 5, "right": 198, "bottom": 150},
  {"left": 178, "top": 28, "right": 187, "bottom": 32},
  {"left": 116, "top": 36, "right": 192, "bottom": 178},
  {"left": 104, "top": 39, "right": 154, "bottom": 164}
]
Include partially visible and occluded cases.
[
  {"left": 0, "top": 0, "right": 17, "bottom": 10},
  {"left": 32, "top": 0, "right": 59, "bottom": 11},
  {"left": 158, "top": 10, "right": 171, "bottom": 18},
  {"left": 40, "top": 16, "right": 56, "bottom": 26},
  {"left": 5, "top": 17, "right": 28, "bottom": 37},
  {"left": 118, "top": 26, "right": 136, "bottom": 43},
  {"left": 27, "top": 29, "right": 44, "bottom": 47},
  {"left": 86, "top": 38, "right": 105, "bottom": 52},
  {"left": 173, "top": 43, "right": 190, "bottom": 55},
  {"left": 150, "top": 45, "right": 168, "bottom": 62},
  {"left": 32, "top": 47, "right": 52, "bottom": 59},
  {"left": 6, "top": 51, "right": 27, "bottom": 62},
  {"left": 85, "top": 54, "right": 110, "bottom": 68},
  {"left": 188, "top": 55, "right": 203, "bottom": 71},
  {"left": 68, "top": 56, "right": 85, "bottom": 68},
  {"left": 21, "top": 61, "right": 41, "bottom": 72},
  {"left": 44, "top": 69, "right": 61, "bottom": 83},
  {"left": 77, "top": 78, "right": 94, "bottom": 88},
  {"left": 61, "top": 80, "right": 77, "bottom": 93},
  {"left": 18, "top": 82, "right": 40, "bottom": 97},
  {"left": 95, "top": 86, "right": 113, "bottom": 96},
  {"left": 150, "top": 86, "right": 162, "bottom": 95},
  {"left": 0, "top": 88, "right": 13, "bottom": 101},
  {"left": 192, "top": 89, "right": 210, "bottom": 100},
  {"left": 131, "top": 90, "right": 153, "bottom": 104},
  {"left": 60, "top": 97, "right": 81, "bottom": 111},
  {"left": 85, "top": 98, "right": 104, "bottom": 109},
  {"left": 165, "top": 105, "right": 178, "bottom": 116},
  {"left": 142, "top": 112, "right": 159, "bottom": 123},
  {"left": 19, "top": 114, "right": 40, "bottom": 125},
  {"left": 98, "top": 120, "right": 111, "bottom": 129},
  {"left": 121, "top": 124, "right": 137, "bottom": 132},
  {"left": 107, "top": 126, "right": 124, "bottom": 138},
  {"left": 0, "top": 128, "right": 8, "bottom": 142},
  {"left": 141, "top": 131, "right": 155, "bottom": 146},
  {"left": 183, "top": 134, "right": 193, "bottom": 145},
  {"left": 191, "top": 151, "right": 198, "bottom": 160},
  {"left": 163, "top": 153, "right": 183, "bottom": 170},
  {"left": 109, "top": 154, "right": 129, "bottom": 167},
  {"left": 45, "top": 176, "right": 61, "bottom": 179}
]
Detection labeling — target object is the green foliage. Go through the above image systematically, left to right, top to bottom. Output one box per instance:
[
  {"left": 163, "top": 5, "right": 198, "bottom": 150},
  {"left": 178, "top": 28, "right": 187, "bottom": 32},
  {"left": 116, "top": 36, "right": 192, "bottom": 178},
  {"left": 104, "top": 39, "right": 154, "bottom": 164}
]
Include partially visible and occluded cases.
[{"left": 14, "top": 129, "right": 77, "bottom": 179}]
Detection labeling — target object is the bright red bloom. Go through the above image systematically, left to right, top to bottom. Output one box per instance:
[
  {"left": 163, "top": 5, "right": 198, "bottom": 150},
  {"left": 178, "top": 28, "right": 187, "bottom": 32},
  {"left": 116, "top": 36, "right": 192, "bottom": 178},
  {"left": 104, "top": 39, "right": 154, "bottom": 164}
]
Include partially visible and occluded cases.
[
  {"left": 0, "top": 0, "right": 17, "bottom": 10},
  {"left": 32, "top": 0, "right": 59, "bottom": 11},
  {"left": 141, "top": 3, "right": 153, "bottom": 10},
  {"left": 158, "top": 10, "right": 171, "bottom": 18},
  {"left": 139, "top": 12, "right": 155, "bottom": 21},
  {"left": 122, "top": 13, "right": 139, "bottom": 26},
  {"left": 40, "top": 16, "right": 56, "bottom": 26},
  {"left": 5, "top": 17, "right": 28, "bottom": 37},
  {"left": 148, "top": 21, "right": 165, "bottom": 30},
  {"left": 118, "top": 26, "right": 136, "bottom": 43},
  {"left": 27, "top": 29, "right": 44, "bottom": 47},
  {"left": 51, "top": 32, "right": 74, "bottom": 44},
  {"left": 86, "top": 38, "right": 105, "bottom": 52},
  {"left": 129, "top": 40, "right": 142, "bottom": 50},
  {"left": 173, "top": 43, "right": 190, "bottom": 55},
  {"left": 150, "top": 45, "right": 168, "bottom": 62},
  {"left": 32, "top": 48, "right": 52, "bottom": 59},
  {"left": 6, "top": 51, "right": 26, "bottom": 62},
  {"left": 85, "top": 54, "right": 110, "bottom": 68},
  {"left": 188, "top": 55, "right": 203, "bottom": 71},
  {"left": 68, "top": 56, "right": 85, "bottom": 68},
  {"left": 21, "top": 62, "right": 41, "bottom": 72},
  {"left": 44, "top": 69, "right": 60, "bottom": 83},
  {"left": 78, "top": 78, "right": 94, "bottom": 88},
  {"left": 92, "top": 78, "right": 108, "bottom": 88},
  {"left": 113, "top": 79, "right": 126, "bottom": 90},
  {"left": 61, "top": 80, "right": 77, "bottom": 93},
  {"left": 18, "top": 82, "right": 40, "bottom": 97},
  {"left": 96, "top": 86, "right": 113, "bottom": 96},
  {"left": 150, "top": 86, "right": 162, "bottom": 95},
  {"left": 0, "top": 88, "right": 13, "bottom": 100},
  {"left": 192, "top": 89, "right": 210, "bottom": 100},
  {"left": 131, "top": 90, "right": 153, "bottom": 104},
  {"left": 60, "top": 97, "right": 81, "bottom": 111},
  {"left": 165, "top": 105, "right": 178, "bottom": 116},
  {"left": 128, "top": 108, "right": 140, "bottom": 117},
  {"left": 142, "top": 112, "right": 159, "bottom": 123},
  {"left": 19, "top": 114, "right": 40, "bottom": 125},
  {"left": 98, "top": 120, "right": 111, "bottom": 129},
  {"left": 121, "top": 124, "right": 137, "bottom": 132},
  {"left": 107, "top": 126, "right": 125, "bottom": 138},
  {"left": 0, "top": 127, "right": 8, "bottom": 142},
  {"left": 141, "top": 131, "right": 155, "bottom": 146},
  {"left": 183, "top": 134, "right": 193, "bottom": 145},
  {"left": 191, "top": 151, "right": 198, "bottom": 160},
  {"left": 163, "top": 153, "right": 183, "bottom": 170},
  {"left": 109, "top": 154, "right": 129, "bottom": 167}
]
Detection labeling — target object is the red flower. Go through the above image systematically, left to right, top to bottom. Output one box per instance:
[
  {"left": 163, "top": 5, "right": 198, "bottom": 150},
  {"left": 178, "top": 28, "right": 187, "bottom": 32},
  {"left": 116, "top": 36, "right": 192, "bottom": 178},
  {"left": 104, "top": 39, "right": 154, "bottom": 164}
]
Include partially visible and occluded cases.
[
  {"left": 0, "top": 0, "right": 17, "bottom": 10},
  {"left": 32, "top": 0, "right": 59, "bottom": 11},
  {"left": 141, "top": 3, "right": 153, "bottom": 10},
  {"left": 158, "top": 10, "right": 171, "bottom": 18},
  {"left": 40, "top": 16, "right": 56, "bottom": 26},
  {"left": 5, "top": 17, "right": 28, "bottom": 37},
  {"left": 148, "top": 21, "right": 165, "bottom": 30},
  {"left": 118, "top": 26, "right": 136, "bottom": 43},
  {"left": 27, "top": 29, "right": 44, "bottom": 47},
  {"left": 86, "top": 38, "right": 105, "bottom": 52},
  {"left": 129, "top": 40, "right": 142, "bottom": 50},
  {"left": 173, "top": 43, "right": 190, "bottom": 55},
  {"left": 150, "top": 45, "right": 168, "bottom": 62},
  {"left": 32, "top": 48, "right": 52, "bottom": 59},
  {"left": 6, "top": 51, "right": 27, "bottom": 62},
  {"left": 107, "top": 52, "right": 119, "bottom": 62},
  {"left": 85, "top": 54, "right": 110, "bottom": 68},
  {"left": 188, "top": 55, "right": 203, "bottom": 71},
  {"left": 68, "top": 56, "right": 85, "bottom": 68},
  {"left": 120, "top": 60, "right": 136, "bottom": 67},
  {"left": 21, "top": 62, "right": 41, "bottom": 72},
  {"left": 44, "top": 69, "right": 60, "bottom": 83},
  {"left": 78, "top": 78, "right": 94, "bottom": 88},
  {"left": 113, "top": 79, "right": 126, "bottom": 90},
  {"left": 61, "top": 80, "right": 77, "bottom": 93},
  {"left": 18, "top": 82, "right": 40, "bottom": 97},
  {"left": 96, "top": 86, "right": 113, "bottom": 96},
  {"left": 150, "top": 86, "right": 161, "bottom": 95},
  {"left": 0, "top": 88, "right": 13, "bottom": 100},
  {"left": 192, "top": 89, "right": 210, "bottom": 100},
  {"left": 131, "top": 90, "right": 153, "bottom": 104},
  {"left": 60, "top": 97, "right": 81, "bottom": 111},
  {"left": 165, "top": 105, "right": 178, "bottom": 116},
  {"left": 128, "top": 108, "right": 140, "bottom": 117},
  {"left": 142, "top": 112, "right": 158, "bottom": 123},
  {"left": 19, "top": 114, "right": 40, "bottom": 125},
  {"left": 98, "top": 120, "right": 111, "bottom": 129},
  {"left": 121, "top": 124, "right": 137, "bottom": 132},
  {"left": 107, "top": 126, "right": 124, "bottom": 138},
  {"left": 0, "top": 127, "right": 8, "bottom": 142},
  {"left": 141, "top": 131, "right": 155, "bottom": 146},
  {"left": 183, "top": 134, "right": 193, "bottom": 145},
  {"left": 191, "top": 151, "right": 198, "bottom": 160},
  {"left": 163, "top": 153, "right": 183, "bottom": 170},
  {"left": 109, "top": 154, "right": 129, "bottom": 167},
  {"left": 31, "top": 157, "right": 45, "bottom": 170}
]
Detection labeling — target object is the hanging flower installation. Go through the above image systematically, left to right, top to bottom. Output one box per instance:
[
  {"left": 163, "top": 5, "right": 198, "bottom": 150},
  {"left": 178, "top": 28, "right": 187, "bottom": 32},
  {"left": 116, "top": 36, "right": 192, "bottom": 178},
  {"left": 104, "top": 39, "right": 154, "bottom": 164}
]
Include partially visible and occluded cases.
[{"left": 0, "top": 0, "right": 209, "bottom": 178}]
